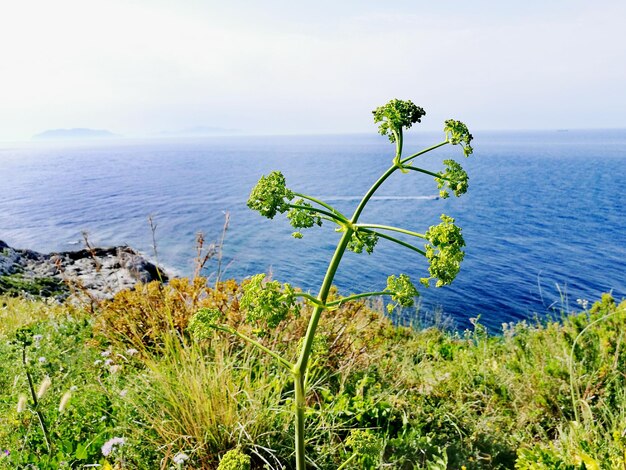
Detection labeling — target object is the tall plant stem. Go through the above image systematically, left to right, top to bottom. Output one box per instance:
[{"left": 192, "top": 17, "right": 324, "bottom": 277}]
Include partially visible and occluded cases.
[
  {"left": 292, "top": 136, "right": 448, "bottom": 469},
  {"left": 293, "top": 161, "right": 400, "bottom": 469},
  {"left": 294, "top": 228, "right": 353, "bottom": 469},
  {"left": 22, "top": 345, "right": 52, "bottom": 453}
]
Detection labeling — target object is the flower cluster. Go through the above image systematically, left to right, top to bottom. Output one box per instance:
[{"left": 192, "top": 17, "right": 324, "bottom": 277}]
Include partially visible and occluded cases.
[
  {"left": 372, "top": 99, "right": 426, "bottom": 142},
  {"left": 444, "top": 119, "right": 474, "bottom": 157},
  {"left": 436, "top": 159, "right": 469, "bottom": 198},
  {"left": 247, "top": 171, "right": 294, "bottom": 219},
  {"left": 287, "top": 199, "right": 322, "bottom": 238},
  {"left": 422, "top": 215, "right": 465, "bottom": 287},
  {"left": 347, "top": 230, "right": 378, "bottom": 254},
  {"left": 240, "top": 274, "right": 300, "bottom": 328},
  {"left": 386, "top": 274, "right": 420, "bottom": 312},
  {"left": 188, "top": 308, "right": 223, "bottom": 340},
  {"left": 345, "top": 429, "right": 382, "bottom": 466},
  {"left": 101, "top": 436, "right": 125, "bottom": 457},
  {"left": 217, "top": 448, "right": 251, "bottom": 470},
  {"left": 173, "top": 452, "right": 190, "bottom": 466}
]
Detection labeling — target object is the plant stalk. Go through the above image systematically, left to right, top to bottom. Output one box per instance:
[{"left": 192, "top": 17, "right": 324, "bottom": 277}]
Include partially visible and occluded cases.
[{"left": 22, "top": 344, "right": 52, "bottom": 453}]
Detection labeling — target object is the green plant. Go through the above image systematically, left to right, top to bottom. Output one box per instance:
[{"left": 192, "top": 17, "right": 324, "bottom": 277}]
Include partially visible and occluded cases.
[
  {"left": 190, "top": 99, "right": 473, "bottom": 468},
  {"left": 14, "top": 328, "right": 53, "bottom": 453},
  {"left": 217, "top": 447, "right": 251, "bottom": 470}
]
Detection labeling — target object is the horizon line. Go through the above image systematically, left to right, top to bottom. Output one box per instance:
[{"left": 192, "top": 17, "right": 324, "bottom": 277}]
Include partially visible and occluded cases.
[{"left": 2, "top": 126, "right": 626, "bottom": 144}]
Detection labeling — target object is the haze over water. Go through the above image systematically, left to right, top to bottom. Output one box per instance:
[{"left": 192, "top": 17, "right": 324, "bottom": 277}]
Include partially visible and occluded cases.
[{"left": 1, "top": 129, "right": 625, "bottom": 331}]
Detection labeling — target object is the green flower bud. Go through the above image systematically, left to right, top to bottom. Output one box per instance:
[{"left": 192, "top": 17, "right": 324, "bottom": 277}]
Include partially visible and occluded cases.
[
  {"left": 373, "top": 99, "right": 426, "bottom": 142},
  {"left": 444, "top": 119, "right": 473, "bottom": 157},
  {"left": 436, "top": 159, "right": 469, "bottom": 198},
  {"left": 247, "top": 171, "right": 294, "bottom": 219},
  {"left": 287, "top": 199, "right": 323, "bottom": 238},
  {"left": 423, "top": 214, "right": 465, "bottom": 287},
  {"left": 347, "top": 230, "right": 378, "bottom": 254},
  {"left": 240, "top": 274, "right": 300, "bottom": 328},
  {"left": 386, "top": 274, "right": 419, "bottom": 312},
  {"left": 188, "top": 308, "right": 222, "bottom": 340},
  {"left": 345, "top": 429, "right": 382, "bottom": 463},
  {"left": 217, "top": 448, "right": 251, "bottom": 470}
]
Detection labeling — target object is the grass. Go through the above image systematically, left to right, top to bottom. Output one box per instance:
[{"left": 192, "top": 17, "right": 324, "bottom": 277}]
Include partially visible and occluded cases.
[
  {"left": 0, "top": 274, "right": 68, "bottom": 298},
  {"left": 0, "top": 282, "right": 625, "bottom": 469}
]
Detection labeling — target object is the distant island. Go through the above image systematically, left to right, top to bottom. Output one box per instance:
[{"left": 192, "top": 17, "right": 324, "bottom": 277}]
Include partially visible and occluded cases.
[{"left": 32, "top": 128, "right": 119, "bottom": 141}]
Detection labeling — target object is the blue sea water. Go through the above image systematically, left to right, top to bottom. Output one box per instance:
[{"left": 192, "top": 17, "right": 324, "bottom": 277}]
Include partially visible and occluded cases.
[{"left": 1, "top": 130, "right": 625, "bottom": 331}]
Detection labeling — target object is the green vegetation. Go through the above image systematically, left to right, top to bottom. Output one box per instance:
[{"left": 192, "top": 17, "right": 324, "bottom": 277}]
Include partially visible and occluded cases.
[
  {"left": 190, "top": 99, "right": 472, "bottom": 468},
  {"left": 1, "top": 101, "right": 623, "bottom": 469},
  {"left": 0, "top": 274, "right": 67, "bottom": 298},
  {"left": 1, "top": 286, "right": 626, "bottom": 468}
]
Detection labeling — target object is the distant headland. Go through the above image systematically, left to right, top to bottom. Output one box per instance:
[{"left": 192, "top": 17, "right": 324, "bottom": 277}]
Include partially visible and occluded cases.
[{"left": 32, "top": 128, "right": 119, "bottom": 141}]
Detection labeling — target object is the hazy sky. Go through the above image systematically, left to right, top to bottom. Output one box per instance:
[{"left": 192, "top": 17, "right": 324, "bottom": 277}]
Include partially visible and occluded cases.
[{"left": 1, "top": 0, "right": 625, "bottom": 141}]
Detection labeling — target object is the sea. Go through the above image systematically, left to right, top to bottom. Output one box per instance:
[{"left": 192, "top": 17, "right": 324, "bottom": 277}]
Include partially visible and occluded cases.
[{"left": 1, "top": 130, "right": 625, "bottom": 331}]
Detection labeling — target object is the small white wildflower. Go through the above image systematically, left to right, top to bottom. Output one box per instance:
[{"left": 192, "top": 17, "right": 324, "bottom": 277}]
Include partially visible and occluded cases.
[
  {"left": 577, "top": 298, "right": 589, "bottom": 310},
  {"left": 33, "top": 334, "right": 43, "bottom": 342},
  {"left": 126, "top": 348, "right": 139, "bottom": 356},
  {"left": 101, "top": 350, "right": 111, "bottom": 357},
  {"left": 38, "top": 357, "right": 47, "bottom": 364},
  {"left": 94, "top": 359, "right": 102, "bottom": 366},
  {"left": 104, "top": 359, "right": 113, "bottom": 366},
  {"left": 109, "top": 365, "right": 121, "bottom": 374},
  {"left": 37, "top": 376, "right": 52, "bottom": 399},
  {"left": 70, "top": 385, "right": 78, "bottom": 392},
  {"left": 119, "top": 389, "right": 128, "bottom": 398},
  {"left": 59, "top": 391, "right": 72, "bottom": 412},
  {"left": 17, "top": 394, "right": 28, "bottom": 413},
  {"left": 100, "top": 416, "right": 107, "bottom": 421},
  {"left": 101, "top": 437, "right": 125, "bottom": 457},
  {"left": 173, "top": 452, "right": 189, "bottom": 465}
]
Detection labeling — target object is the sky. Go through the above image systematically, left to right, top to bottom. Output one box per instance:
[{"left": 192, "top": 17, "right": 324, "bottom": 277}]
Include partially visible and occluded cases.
[{"left": 1, "top": 0, "right": 625, "bottom": 141}]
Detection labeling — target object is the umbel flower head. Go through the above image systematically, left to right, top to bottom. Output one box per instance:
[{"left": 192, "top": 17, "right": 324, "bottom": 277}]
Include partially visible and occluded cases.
[
  {"left": 372, "top": 99, "right": 426, "bottom": 142},
  {"left": 444, "top": 119, "right": 474, "bottom": 157},
  {"left": 436, "top": 159, "right": 469, "bottom": 198},
  {"left": 247, "top": 171, "right": 294, "bottom": 219},
  {"left": 287, "top": 199, "right": 322, "bottom": 238},
  {"left": 422, "top": 214, "right": 466, "bottom": 287},
  {"left": 347, "top": 230, "right": 378, "bottom": 254},
  {"left": 240, "top": 274, "right": 300, "bottom": 328},
  {"left": 386, "top": 274, "right": 420, "bottom": 313},
  {"left": 188, "top": 308, "right": 222, "bottom": 340},
  {"left": 345, "top": 429, "right": 383, "bottom": 466},
  {"left": 217, "top": 448, "right": 251, "bottom": 470}
]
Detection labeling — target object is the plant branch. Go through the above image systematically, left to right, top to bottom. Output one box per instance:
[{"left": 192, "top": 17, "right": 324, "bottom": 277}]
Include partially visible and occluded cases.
[
  {"left": 399, "top": 140, "right": 449, "bottom": 165},
  {"left": 351, "top": 165, "right": 398, "bottom": 222},
  {"left": 402, "top": 166, "right": 448, "bottom": 180},
  {"left": 293, "top": 193, "right": 348, "bottom": 221},
  {"left": 287, "top": 204, "right": 346, "bottom": 224},
  {"left": 354, "top": 223, "right": 427, "bottom": 240},
  {"left": 359, "top": 228, "right": 427, "bottom": 256},
  {"left": 326, "top": 291, "right": 392, "bottom": 307},
  {"left": 294, "top": 292, "right": 326, "bottom": 308},
  {"left": 214, "top": 325, "right": 294, "bottom": 371},
  {"left": 337, "top": 452, "right": 358, "bottom": 470}
]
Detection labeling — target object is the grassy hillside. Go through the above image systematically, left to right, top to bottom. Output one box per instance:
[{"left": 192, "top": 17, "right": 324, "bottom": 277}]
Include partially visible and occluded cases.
[{"left": 0, "top": 280, "right": 625, "bottom": 469}]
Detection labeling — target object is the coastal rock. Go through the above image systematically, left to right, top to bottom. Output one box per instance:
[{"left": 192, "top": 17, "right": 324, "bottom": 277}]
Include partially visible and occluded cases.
[{"left": 0, "top": 240, "right": 167, "bottom": 301}]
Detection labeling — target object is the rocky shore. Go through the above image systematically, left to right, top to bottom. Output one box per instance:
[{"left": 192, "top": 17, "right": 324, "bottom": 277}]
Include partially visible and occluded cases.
[{"left": 0, "top": 240, "right": 167, "bottom": 300}]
